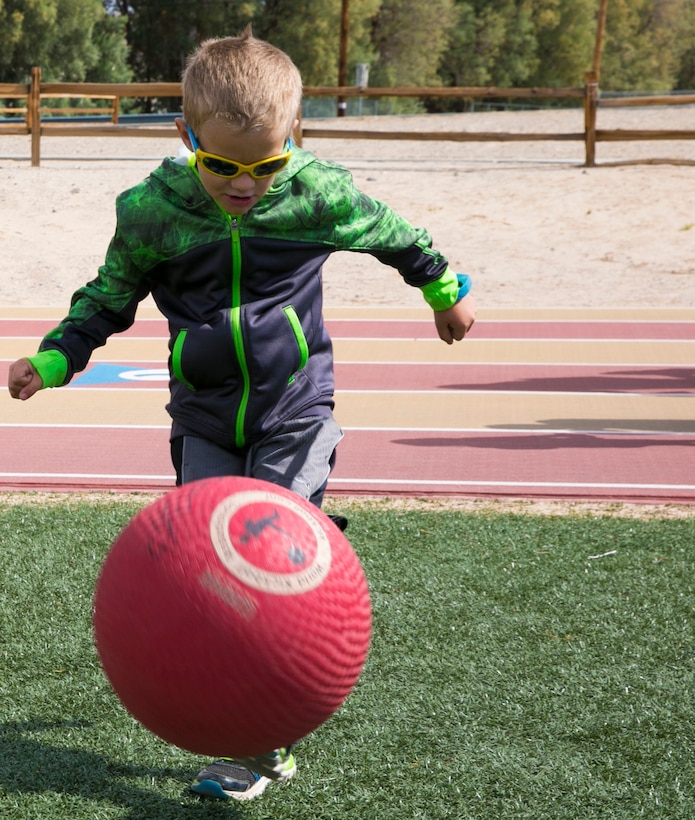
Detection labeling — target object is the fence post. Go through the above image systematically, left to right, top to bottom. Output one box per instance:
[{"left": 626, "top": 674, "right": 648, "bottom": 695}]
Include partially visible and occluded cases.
[
  {"left": 592, "top": 0, "right": 609, "bottom": 80},
  {"left": 29, "top": 66, "right": 41, "bottom": 166},
  {"left": 584, "top": 71, "right": 598, "bottom": 167}
]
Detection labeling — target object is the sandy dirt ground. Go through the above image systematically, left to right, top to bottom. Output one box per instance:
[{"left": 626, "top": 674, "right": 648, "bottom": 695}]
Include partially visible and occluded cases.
[{"left": 1, "top": 105, "right": 694, "bottom": 311}]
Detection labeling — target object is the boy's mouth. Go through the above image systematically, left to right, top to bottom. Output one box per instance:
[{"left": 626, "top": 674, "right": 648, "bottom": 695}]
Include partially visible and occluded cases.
[{"left": 224, "top": 193, "right": 254, "bottom": 210}]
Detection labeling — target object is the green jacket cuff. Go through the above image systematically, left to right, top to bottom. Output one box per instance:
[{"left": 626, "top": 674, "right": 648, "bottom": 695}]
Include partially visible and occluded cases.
[
  {"left": 421, "top": 268, "right": 472, "bottom": 311},
  {"left": 27, "top": 350, "right": 69, "bottom": 388}
]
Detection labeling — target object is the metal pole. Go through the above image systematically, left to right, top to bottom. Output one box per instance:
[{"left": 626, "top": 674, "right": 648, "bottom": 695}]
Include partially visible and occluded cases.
[
  {"left": 337, "top": 0, "right": 349, "bottom": 117},
  {"left": 355, "top": 63, "right": 369, "bottom": 116}
]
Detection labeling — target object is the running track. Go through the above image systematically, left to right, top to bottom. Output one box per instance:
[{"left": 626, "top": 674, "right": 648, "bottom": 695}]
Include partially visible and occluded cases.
[{"left": 1, "top": 307, "right": 693, "bottom": 504}]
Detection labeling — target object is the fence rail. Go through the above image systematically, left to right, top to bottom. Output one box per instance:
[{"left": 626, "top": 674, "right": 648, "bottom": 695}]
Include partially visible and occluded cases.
[
  {"left": 1, "top": 68, "right": 694, "bottom": 166},
  {"left": 599, "top": 93, "right": 695, "bottom": 107}
]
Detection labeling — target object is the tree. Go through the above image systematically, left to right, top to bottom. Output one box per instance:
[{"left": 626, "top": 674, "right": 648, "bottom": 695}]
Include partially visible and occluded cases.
[
  {"left": 0, "top": 0, "right": 129, "bottom": 83},
  {"left": 110, "top": 0, "right": 256, "bottom": 87},
  {"left": 114, "top": 0, "right": 382, "bottom": 109},
  {"left": 254, "top": 0, "right": 379, "bottom": 88},
  {"left": 254, "top": 0, "right": 343, "bottom": 86},
  {"left": 366, "top": 0, "right": 455, "bottom": 111},
  {"left": 370, "top": 0, "right": 455, "bottom": 87},
  {"left": 526, "top": 0, "right": 596, "bottom": 88},
  {"left": 601, "top": 0, "right": 694, "bottom": 90},
  {"left": 432, "top": 1, "right": 538, "bottom": 112},
  {"left": 438, "top": 1, "right": 539, "bottom": 89},
  {"left": 86, "top": 11, "right": 132, "bottom": 83}
]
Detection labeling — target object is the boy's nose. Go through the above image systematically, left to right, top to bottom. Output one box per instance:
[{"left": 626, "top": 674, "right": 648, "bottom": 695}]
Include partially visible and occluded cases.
[{"left": 230, "top": 172, "right": 255, "bottom": 190}]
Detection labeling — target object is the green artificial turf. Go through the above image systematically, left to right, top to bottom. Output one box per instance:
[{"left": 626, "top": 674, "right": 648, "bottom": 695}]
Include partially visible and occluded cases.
[{"left": 0, "top": 495, "right": 692, "bottom": 819}]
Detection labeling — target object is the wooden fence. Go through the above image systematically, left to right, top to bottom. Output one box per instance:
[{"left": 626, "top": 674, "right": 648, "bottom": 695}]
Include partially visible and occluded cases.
[{"left": 1, "top": 67, "right": 694, "bottom": 167}]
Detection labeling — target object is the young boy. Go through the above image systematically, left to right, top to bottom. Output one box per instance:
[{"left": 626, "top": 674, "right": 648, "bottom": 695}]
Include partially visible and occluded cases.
[{"left": 8, "top": 29, "right": 475, "bottom": 801}]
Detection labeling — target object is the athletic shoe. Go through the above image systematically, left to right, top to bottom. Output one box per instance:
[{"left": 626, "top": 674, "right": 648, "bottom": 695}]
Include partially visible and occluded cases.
[
  {"left": 327, "top": 514, "right": 348, "bottom": 532},
  {"left": 232, "top": 747, "right": 297, "bottom": 781},
  {"left": 191, "top": 748, "right": 296, "bottom": 801}
]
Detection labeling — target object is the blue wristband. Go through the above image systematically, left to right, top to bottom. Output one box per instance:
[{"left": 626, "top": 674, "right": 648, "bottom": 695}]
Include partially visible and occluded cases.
[
  {"left": 421, "top": 269, "right": 473, "bottom": 311},
  {"left": 455, "top": 273, "right": 472, "bottom": 303}
]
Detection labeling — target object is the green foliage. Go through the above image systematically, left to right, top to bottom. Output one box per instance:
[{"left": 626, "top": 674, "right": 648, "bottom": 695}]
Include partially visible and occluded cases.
[
  {"left": 0, "top": 0, "right": 129, "bottom": 83},
  {"left": 100, "top": 0, "right": 695, "bottom": 95},
  {"left": 118, "top": 0, "right": 255, "bottom": 87},
  {"left": 255, "top": 0, "right": 344, "bottom": 87},
  {"left": 256, "top": 0, "right": 380, "bottom": 87},
  {"left": 366, "top": 0, "right": 455, "bottom": 112},
  {"left": 370, "top": 0, "right": 454, "bottom": 87},
  {"left": 431, "top": 0, "right": 695, "bottom": 111},
  {"left": 527, "top": 0, "right": 597, "bottom": 87},
  {"left": 601, "top": 0, "right": 695, "bottom": 89},
  {"left": 3, "top": 1, "right": 695, "bottom": 113},
  {"left": 432, "top": 1, "right": 540, "bottom": 112},
  {"left": 447, "top": 1, "right": 538, "bottom": 87},
  {"left": 86, "top": 10, "right": 132, "bottom": 83},
  {"left": 0, "top": 496, "right": 693, "bottom": 818}
]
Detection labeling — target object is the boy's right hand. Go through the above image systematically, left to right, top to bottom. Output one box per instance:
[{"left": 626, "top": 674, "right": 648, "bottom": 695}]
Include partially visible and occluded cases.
[{"left": 8, "top": 358, "right": 43, "bottom": 400}]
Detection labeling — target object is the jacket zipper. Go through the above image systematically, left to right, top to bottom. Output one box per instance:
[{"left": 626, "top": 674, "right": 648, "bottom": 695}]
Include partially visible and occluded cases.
[{"left": 229, "top": 216, "right": 250, "bottom": 448}]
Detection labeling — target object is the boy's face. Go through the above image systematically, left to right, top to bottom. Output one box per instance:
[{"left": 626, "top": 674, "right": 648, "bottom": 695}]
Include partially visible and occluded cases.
[{"left": 178, "top": 119, "right": 289, "bottom": 217}]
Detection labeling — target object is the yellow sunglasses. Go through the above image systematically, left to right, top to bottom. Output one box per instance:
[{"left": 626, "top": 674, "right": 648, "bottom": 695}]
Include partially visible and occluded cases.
[{"left": 187, "top": 126, "right": 292, "bottom": 179}]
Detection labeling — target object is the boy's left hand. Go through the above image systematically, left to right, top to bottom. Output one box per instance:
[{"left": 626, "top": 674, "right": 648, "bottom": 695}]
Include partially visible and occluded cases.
[{"left": 434, "top": 293, "right": 476, "bottom": 344}]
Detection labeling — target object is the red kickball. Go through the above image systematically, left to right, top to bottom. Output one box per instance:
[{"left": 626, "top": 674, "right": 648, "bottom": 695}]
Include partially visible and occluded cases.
[{"left": 93, "top": 476, "right": 371, "bottom": 757}]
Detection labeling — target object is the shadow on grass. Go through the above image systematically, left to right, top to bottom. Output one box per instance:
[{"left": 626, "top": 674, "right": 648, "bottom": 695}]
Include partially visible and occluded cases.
[{"left": 0, "top": 720, "right": 242, "bottom": 819}]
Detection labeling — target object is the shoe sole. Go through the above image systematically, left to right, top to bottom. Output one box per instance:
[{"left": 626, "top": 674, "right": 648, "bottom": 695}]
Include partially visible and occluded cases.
[{"left": 191, "top": 776, "right": 270, "bottom": 801}]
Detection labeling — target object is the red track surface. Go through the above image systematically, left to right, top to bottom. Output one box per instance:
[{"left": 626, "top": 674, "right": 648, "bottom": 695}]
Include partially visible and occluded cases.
[{"left": 2, "top": 308, "right": 693, "bottom": 504}]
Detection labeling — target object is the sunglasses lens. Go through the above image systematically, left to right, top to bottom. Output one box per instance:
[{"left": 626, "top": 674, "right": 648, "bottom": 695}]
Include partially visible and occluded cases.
[
  {"left": 197, "top": 148, "right": 290, "bottom": 179},
  {"left": 202, "top": 156, "right": 240, "bottom": 177},
  {"left": 252, "top": 156, "right": 290, "bottom": 178}
]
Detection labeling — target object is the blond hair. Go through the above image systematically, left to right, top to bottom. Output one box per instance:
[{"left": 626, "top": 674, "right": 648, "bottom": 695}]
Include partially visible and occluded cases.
[{"left": 181, "top": 27, "right": 302, "bottom": 136}]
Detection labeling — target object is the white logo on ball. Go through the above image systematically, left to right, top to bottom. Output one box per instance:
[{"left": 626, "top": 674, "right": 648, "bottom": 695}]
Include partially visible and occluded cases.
[{"left": 209, "top": 490, "right": 332, "bottom": 595}]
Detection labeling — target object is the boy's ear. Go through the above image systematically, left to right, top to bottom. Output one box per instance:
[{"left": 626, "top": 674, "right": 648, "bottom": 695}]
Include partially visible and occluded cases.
[{"left": 175, "top": 117, "right": 193, "bottom": 150}]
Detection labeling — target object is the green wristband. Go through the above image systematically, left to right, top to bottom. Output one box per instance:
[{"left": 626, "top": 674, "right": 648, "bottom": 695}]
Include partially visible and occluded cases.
[
  {"left": 420, "top": 268, "right": 460, "bottom": 311},
  {"left": 27, "top": 350, "right": 69, "bottom": 388}
]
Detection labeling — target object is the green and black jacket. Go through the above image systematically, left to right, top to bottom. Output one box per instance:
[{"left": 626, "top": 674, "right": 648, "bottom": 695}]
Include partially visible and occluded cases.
[{"left": 30, "top": 148, "right": 470, "bottom": 450}]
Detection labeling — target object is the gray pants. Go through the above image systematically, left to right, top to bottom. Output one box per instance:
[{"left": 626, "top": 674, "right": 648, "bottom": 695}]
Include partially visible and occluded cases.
[{"left": 171, "top": 416, "right": 343, "bottom": 507}]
